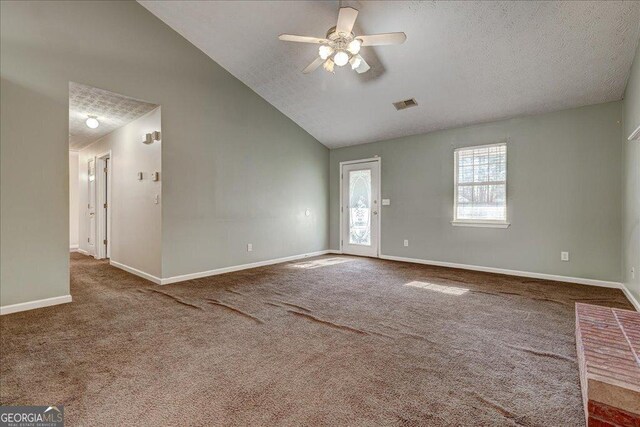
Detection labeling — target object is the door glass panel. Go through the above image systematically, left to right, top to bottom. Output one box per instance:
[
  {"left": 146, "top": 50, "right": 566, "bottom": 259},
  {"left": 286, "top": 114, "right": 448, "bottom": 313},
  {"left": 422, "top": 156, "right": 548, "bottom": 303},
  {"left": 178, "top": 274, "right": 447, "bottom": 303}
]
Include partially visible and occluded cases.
[{"left": 349, "top": 169, "right": 371, "bottom": 246}]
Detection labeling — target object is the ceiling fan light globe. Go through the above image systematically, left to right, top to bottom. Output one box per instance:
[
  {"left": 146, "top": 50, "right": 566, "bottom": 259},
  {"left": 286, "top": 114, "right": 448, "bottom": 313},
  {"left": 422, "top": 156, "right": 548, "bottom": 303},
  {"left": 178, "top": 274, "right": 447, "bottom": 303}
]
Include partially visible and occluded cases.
[
  {"left": 347, "top": 39, "right": 361, "bottom": 55},
  {"left": 318, "top": 45, "right": 333, "bottom": 60},
  {"left": 334, "top": 51, "right": 349, "bottom": 67},
  {"left": 349, "top": 56, "right": 362, "bottom": 70},
  {"left": 323, "top": 58, "right": 335, "bottom": 73},
  {"left": 85, "top": 116, "right": 99, "bottom": 129}
]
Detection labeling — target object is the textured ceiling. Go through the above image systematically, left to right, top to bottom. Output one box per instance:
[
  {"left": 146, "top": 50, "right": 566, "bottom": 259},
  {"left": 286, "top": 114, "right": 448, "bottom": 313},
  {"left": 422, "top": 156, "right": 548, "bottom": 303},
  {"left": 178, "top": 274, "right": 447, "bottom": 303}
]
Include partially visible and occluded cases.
[
  {"left": 139, "top": 1, "right": 640, "bottom": 148},
  {"left": 69, "top": 82, "right": 158, "bottom": 150}
]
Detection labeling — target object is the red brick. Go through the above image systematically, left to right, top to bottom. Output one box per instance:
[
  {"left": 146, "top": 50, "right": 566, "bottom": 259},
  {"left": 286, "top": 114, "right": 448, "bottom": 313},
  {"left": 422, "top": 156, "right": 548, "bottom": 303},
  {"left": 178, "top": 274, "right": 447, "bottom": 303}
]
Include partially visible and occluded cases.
[{"left": 576, "top": 303, "right": 640, "bottom": 426}]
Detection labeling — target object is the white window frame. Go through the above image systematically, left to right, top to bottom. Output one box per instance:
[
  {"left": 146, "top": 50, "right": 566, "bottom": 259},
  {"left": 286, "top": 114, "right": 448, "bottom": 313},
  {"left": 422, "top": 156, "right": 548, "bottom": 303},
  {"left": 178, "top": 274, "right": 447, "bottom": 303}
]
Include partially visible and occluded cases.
[{"left": 452, "top": 142, "right": 510, "bottom": 228}]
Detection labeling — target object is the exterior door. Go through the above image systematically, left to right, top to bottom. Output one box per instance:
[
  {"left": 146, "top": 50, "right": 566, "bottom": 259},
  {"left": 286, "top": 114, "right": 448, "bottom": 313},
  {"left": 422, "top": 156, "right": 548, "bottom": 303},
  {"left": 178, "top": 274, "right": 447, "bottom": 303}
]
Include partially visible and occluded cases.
[
  {"left": 87, "top": 158, "right": 96, "bottom": 256},
  {"left": 341, "top": 160, "right": 380, "bottom": 257}
]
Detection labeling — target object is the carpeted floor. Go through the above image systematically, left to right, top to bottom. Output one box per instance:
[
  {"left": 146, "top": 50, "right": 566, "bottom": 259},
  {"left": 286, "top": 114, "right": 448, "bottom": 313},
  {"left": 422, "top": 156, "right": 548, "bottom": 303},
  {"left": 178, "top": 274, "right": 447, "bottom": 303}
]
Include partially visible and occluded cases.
[{"left": 0, "top": 253, "right": 633, "bottom": 426}]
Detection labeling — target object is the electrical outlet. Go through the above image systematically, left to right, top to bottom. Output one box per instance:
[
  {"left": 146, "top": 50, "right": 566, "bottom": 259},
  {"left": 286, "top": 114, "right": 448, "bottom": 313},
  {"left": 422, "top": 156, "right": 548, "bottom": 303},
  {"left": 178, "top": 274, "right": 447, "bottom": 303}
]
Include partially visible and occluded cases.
[
  {"left": 404, "top": 239, "right": 409, "bottom": 247},
  {"left": 247, "top": 243, "right": 253, "bottom": 252},
  {"left": 561, "top": 251, "right": 569, "bottom": 262}
]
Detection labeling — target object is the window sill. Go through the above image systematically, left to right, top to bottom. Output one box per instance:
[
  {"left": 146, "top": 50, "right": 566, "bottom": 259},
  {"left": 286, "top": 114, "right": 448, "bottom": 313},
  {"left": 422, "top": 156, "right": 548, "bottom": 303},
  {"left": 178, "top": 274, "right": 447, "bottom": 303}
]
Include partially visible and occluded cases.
[{"left": 451, "top": 221, "right": 510, "bottom": 229}]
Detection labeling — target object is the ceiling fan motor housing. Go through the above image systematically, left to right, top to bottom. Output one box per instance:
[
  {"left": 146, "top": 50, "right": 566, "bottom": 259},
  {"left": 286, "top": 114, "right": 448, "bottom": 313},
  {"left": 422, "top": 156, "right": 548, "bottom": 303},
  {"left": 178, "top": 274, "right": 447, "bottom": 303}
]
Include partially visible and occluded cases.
[
  {"left": 327, "top": 26, "right": 354, "bottom": 42},
  {"left": 327, "top": 27, "right": 357, "bottom": 49}
]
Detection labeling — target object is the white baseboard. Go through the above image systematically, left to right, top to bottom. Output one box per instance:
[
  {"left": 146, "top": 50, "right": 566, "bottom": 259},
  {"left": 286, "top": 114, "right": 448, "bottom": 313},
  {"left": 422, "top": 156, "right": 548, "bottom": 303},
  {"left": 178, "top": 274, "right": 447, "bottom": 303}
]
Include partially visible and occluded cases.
[
  {"left": 69, "top": 244, "right": 79, "bottom": 252},
  {"left": 77, "top": 248, "right": 90, "bottom": 256},
  {"left": 161, "top": 250, "right": 331, "bottom": 285},
  {"left": 327, "top": 250, "right": 343, "bottom": 254},
  {"left": 110, "top": 251, "right": 332, "bottom": 286},
  {"left": 378, "top": 254, "right": 623, "bottom": 289},
  {"left": 110, "top": 260, "right": 162, "bottom": 285},
  {"left": 621, "top": 284, "right": 640, "bottom": 311},
  {"left": 0, "top": 295, "right": 72, "bottom": 315}
]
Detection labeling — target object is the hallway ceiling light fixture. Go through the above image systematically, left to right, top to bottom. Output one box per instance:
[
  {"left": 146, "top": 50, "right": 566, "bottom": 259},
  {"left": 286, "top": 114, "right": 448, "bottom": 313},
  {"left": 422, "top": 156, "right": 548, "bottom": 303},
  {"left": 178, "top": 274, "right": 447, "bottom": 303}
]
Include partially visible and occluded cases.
[
  {"left": 278, "top": 6, "right": 406, "bottom": 75},
  {"left": 85, "top": 115, "right": 99, "bottom": 129}
]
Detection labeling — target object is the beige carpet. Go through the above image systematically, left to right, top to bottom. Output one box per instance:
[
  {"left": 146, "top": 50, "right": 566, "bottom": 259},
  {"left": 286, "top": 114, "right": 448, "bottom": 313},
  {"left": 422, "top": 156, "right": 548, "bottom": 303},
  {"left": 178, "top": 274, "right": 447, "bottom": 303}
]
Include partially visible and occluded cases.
[{"left": 0, "top": 253, "right": 633, "bottom": 426}]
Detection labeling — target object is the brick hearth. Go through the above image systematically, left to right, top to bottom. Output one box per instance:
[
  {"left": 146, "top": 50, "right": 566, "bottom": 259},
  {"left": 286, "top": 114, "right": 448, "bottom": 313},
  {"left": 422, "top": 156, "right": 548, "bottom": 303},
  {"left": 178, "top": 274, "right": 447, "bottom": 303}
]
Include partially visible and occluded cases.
[{"left": 575, "top": 303, "right": 640, "bottom": 427}]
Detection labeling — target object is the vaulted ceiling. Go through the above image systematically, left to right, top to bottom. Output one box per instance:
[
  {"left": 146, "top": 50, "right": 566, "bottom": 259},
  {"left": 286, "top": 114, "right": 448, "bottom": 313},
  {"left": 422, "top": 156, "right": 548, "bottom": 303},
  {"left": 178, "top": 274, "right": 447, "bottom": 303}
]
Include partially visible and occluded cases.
[
  {"left": 139, "top": 1, "right": 640, "bottom": 148},
  {"left": 69, "top": 82, "right": 158, "bottom": 150}
]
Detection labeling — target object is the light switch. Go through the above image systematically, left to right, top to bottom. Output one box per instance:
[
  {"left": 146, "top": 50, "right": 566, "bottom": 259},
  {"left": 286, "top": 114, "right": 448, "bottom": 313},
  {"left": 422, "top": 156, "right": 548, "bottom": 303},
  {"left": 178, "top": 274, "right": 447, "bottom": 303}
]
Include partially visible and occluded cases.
[{"left": 382, "top": 199, "right": 391, "bottom": 206}]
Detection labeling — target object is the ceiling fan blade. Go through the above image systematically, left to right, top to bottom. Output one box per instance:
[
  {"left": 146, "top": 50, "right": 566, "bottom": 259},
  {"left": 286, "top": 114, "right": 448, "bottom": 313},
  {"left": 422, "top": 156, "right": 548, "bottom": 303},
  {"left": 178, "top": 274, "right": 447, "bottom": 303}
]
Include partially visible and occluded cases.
[
  {"left": 336, "top": 7, "right": 358, "bottom": 35},
  {"left": 357, "top": 32, "right": 407, "bottom": 46},
  {"left": 279, "top": 34, "right": 329, "bottom": 44},
  {"left": 354, "top": 55, "right": 370, "bottom": 74},
  {"left": 303, "top": 57, "right": 325, "bottom": 74}
]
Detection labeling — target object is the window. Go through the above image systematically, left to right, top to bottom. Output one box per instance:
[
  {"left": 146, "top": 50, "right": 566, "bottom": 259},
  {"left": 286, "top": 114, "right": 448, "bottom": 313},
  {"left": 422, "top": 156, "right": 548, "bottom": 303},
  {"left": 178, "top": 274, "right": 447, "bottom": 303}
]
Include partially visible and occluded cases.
[{"left": 453, "top": 143, "right": 509, "bottom": 228}]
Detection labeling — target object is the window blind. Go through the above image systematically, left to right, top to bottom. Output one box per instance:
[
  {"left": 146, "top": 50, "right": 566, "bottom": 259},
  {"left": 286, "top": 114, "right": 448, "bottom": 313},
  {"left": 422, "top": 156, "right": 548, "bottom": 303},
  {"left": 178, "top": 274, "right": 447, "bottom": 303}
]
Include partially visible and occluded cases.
[{"left": 454, "top": 143, "right": 507, "bottom": 222}]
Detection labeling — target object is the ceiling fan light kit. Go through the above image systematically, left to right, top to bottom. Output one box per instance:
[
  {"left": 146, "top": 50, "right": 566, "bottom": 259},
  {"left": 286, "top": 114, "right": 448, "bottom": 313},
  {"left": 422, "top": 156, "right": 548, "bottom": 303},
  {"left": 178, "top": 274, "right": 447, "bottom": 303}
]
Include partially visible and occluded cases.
[{"left": 278, "top": 6, "right": 406, "bottom": 75}]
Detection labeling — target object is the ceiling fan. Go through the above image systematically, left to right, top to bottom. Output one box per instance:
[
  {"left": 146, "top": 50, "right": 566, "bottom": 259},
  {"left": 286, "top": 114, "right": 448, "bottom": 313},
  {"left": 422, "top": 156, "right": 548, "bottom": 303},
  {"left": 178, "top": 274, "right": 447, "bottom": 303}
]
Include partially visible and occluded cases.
[{"left": 278, "top": 5, "right": 406, "bottom": 74}]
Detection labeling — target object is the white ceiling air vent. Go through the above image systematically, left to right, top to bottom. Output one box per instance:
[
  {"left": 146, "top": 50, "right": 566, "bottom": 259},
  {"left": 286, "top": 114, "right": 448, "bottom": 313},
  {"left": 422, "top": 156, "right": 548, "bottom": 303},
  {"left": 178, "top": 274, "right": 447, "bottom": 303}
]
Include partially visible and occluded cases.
[{"left": 393, "top": 98, "right": 418, "bottom": 111}]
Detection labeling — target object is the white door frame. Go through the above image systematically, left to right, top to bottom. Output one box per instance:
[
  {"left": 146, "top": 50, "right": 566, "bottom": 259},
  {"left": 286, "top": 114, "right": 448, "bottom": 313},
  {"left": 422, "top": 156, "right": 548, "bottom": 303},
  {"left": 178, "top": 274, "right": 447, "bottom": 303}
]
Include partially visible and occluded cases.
[
  {"left": 95, "top": 150, "right": 112, "bottom": 259},
  {"left": 87, "top": 157, "right": 96, "bottom": 256},
  {"left": 339, "top": 157, "right": 381, "bottom": 257}
]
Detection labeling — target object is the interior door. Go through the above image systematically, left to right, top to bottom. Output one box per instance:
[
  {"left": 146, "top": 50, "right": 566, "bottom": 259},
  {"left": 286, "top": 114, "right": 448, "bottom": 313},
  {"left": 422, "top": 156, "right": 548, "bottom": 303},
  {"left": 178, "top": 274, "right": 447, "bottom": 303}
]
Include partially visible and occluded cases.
[
  {"left": 87, "top": 158, "right": 96, "bottom": 256},
  {"left": 341, "top": 160, "right": 380, "bottom": 257}
]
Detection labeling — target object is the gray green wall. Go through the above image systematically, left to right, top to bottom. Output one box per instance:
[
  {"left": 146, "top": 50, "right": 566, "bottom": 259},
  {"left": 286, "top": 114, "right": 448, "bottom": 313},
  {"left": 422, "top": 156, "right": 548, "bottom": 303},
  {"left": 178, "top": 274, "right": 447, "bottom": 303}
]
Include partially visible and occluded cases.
[
  {"left": 0, "top": 0, "right": 634, "bottom": 309},
  {"left": 1, "top": 0, "right": 328, "bottom": 306},
  {"left": 623, "top": 41, "right": 640, "bottom": 303},
  {"left": 330, "top": 102, "right": 623, "bottom": 282}
]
